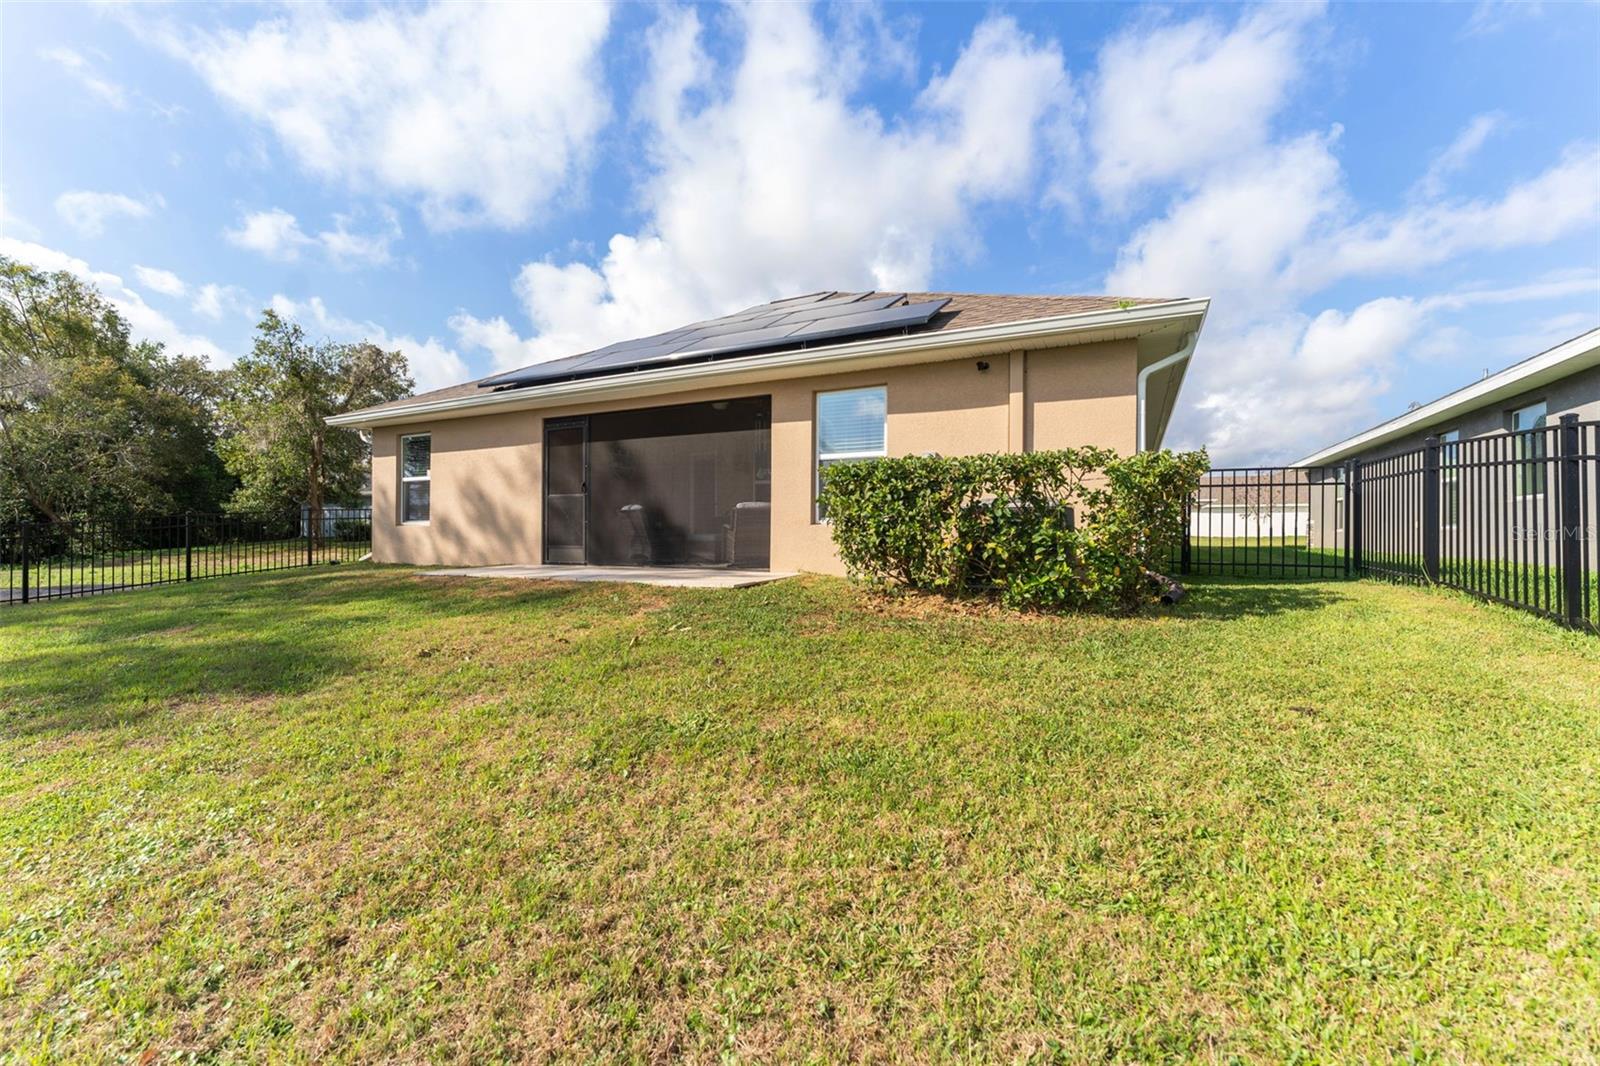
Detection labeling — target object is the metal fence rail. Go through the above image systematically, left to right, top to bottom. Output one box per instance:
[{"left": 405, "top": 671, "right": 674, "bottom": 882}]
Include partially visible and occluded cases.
[
  {"left": 1175, "top": 415, "right": 1598, "bottom": 633},
  {"left": 2, "top": 509, "right": 372, "bottom": 607}
]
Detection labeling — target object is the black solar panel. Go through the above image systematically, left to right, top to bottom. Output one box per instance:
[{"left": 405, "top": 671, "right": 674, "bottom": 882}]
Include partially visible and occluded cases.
[
  {"left": 756, "top": 290, "right": 837, "bottom": 309},
  {"left": 478, "top": 292, "right": 951, "bottom": 391},
  {"left": 772, "top": 292, "right": 902, "bottom": 324},
  {"left": 784, "top": 300, "right": 949, "bottom": 345}
]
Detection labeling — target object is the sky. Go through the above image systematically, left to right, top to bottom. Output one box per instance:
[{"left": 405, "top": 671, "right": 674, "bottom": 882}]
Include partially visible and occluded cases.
[{"left": 2, "top": 0, "right": 1598, "bottom": 464}]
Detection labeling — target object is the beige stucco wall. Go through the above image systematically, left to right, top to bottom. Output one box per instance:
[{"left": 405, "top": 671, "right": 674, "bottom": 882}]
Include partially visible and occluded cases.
[
  {"left": 371, "top": 338, "right": 1140, "bottom": 574},
  {"left": 1026, "top": 340, "right": 1137, "bottom": 453},
  {"left": 373, "top": 408, "right": 541, "bottom": 567}
]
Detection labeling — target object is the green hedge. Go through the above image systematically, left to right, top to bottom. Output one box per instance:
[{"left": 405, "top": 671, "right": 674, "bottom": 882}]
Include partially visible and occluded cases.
[{"left": 816, "top": 448, "right": 1208, "bottom": 611}]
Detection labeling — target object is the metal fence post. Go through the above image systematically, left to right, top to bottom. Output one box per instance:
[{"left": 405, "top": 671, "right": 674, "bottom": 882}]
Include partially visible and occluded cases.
[
  {"left": 1558, "top": 414, "right": 1583, "bottom": 628},
  {"left": 1422, "top": 436, "right": 1441, "bottom": 583},
  {"left": 1349, "top": 459, "right": 1363, "bottom": 577},
  {"left": 1342, "top": 461, "right": 1353, "bottom": 578},
  {"left": 1180, "top": 499, "right": 1192, "bottom": 576},
  {"left": 306, "top": 508, "right": 315, "bottom": 568},
  {"left": 184, "top": 512, "right": 193, "bottom": 582},
  {"left": 18, "top": 521, "right": 29, "bottom": 605}
]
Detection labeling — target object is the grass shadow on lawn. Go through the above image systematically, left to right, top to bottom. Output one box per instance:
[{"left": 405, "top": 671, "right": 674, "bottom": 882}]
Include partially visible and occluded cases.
[{"left": 1171, "top": 576, "right": 1347, "bottom": 621}]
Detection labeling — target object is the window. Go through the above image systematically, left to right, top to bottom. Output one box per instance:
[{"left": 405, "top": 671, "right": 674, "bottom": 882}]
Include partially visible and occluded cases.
[
  {"left": 815, "top": 386, "right": 887, "bottom": 520},
  {"left": 1510, "top": 401, "right": 1546, "bottom": 496},
  {"left": 1439, "top": 429, "right": 1460, "bottom": 526},
  {"left": 400, "top": 434, "right": 431, "bottom": 523}
]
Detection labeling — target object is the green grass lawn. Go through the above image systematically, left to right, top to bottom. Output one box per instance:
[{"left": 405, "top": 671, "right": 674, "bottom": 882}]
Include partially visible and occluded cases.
[
  {"left": 1182, "top": 537, "right": 1347, "bottom": 575},
  {"left": 1179, "top": 541, "right": 1599, "bottom": 628},
  {"left": 3, "top": 567, "right": 1598, "bottom": 1062}
]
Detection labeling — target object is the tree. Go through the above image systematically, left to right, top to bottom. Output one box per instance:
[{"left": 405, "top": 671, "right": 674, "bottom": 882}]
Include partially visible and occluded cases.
[
  {"left": 0, "top": 256, "right": 230, "bottom": 526},
  {"left": 219, "top": 310, "right": 411, "bottom": 534}
]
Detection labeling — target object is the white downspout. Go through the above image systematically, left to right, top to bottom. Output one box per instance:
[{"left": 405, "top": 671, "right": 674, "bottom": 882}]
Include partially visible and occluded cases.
[{"left": 1136, "top": 331, "right": 1197, "bottom": 452}]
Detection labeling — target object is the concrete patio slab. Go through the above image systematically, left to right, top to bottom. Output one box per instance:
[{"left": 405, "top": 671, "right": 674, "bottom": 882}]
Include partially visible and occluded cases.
[{"left": 419, "top": 564, "right": 797, "bottom": 589}]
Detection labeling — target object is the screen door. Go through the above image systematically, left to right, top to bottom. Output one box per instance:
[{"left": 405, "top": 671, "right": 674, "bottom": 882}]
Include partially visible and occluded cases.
[{"left": 543, "top": 418, "right": 588, "bottom": 564}]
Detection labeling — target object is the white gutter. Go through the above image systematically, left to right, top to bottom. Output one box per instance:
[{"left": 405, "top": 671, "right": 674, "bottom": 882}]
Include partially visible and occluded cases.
[
  {"left": 330, "top": 298, "right": 1210, "bottom": 428},
  {"left": 1137, "top": 330, "right": 1197, "bottom": 452}
]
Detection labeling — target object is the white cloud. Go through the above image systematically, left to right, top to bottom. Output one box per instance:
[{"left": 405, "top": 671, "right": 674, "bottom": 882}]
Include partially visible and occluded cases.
[
  {"left": 1461, "top": 0, "right": 1544, "bottom": 38},
  {"left": 1077, "top": 1, "right": 1597, "bottom": 462},
  {"left": 175, "top": 3, "right": 612, "bottom": 229},
  {"left": 1088, "top": 4, "right": 1320, "bottom": 206},
  {"left": 454, "top": 5, "right": 1075, "bottom": 369},
  {"left": 1091, "top": 6, "right": 1598, "bottom": 465},
  {"left": 39, "top": 44, "right": 182, "bottom": 118},
  {"left": 39, "top": 46, "right": 127, "bottom": 109},
  {"left": 1413, "top": 111, "right": 1507, "bottom": 199},
  {"left": 1106, "top": 131, "right": 1344, "bottom": 306},
  {"left": 1110, "top": 133, "right": 1600, "bottom": 315},
  {"left": 1290, "top": 143, "right": 1600, "bottom": 290},
  {"left": 54, "top": 190, "right": 160, "bottom": 237},
  {"left": 224, "top": 207, "right": 398, "bottom": 267},
  {"left": 225, "top": 208, "right": 305, "bottom": 260},
  {"left": 316, "top": 209, "right": 400, "bottom": 267},
  {"left": 0, "top": 237, "right": 232, "bottom": 365},
  {"left": 1168, "top": 262, "right": 1600, "bottom": 463},
  {"left": 134, "top": 265, "right": 186, "bottom": 297},
  {"left": 125, "top": 266, "right": 260, "bottom": 325},
  {"left": 1418, "top": 271, "right": 1600, "bottom": 313},
  {"left": 1385, "top": 273, "right": 1600, "bottom": 369},
  {"left": 1177, "top": 277, "right": 1597, "bottom": 463},
  {"left": 192, "top": 283, "right": 254, "bottom": 322},
  {"left": 270, "top": 294, "right": 467, "bottom": 393},
  {"left": 1188, "top": 297, "right": 1427, "bottom": 462},
  {"left": 1293, "top": 297, "right": 1426, "bottom": 387},
  {"left": 446, "top": 311, "right": 541, "bottom": 373}
]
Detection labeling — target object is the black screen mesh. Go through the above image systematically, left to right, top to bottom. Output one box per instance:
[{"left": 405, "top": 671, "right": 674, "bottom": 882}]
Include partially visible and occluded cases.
[{"left": 585, "top": 396, "right": 771, "bottom": 567}]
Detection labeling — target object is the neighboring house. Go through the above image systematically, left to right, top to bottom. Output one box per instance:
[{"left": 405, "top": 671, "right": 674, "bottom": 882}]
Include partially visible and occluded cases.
[
  {"left": 328, "top": 291, "right": 1209, "bottom": 574},
  {"left": 1295, "top": 326, "right": 1600, "bottom": 556},
  {"left": 1189, "top": 470, "right": 1325, "bottom": 542},
  {"left": 298, "top": 477, "right": 373, "bottom": 538},
  {"left": 299, "top": 503, "right": 370, "bottom": 539}
]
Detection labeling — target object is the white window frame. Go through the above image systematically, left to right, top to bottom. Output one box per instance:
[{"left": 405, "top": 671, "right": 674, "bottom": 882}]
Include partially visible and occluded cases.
[
  {"left": 815, "top": 385, "right": 887, "bottom": 522},
  {"left": 1509, "top": 401, "right": 1547, "bottom": 498},
  {"left": 400, "top": 433, "right": 432, "bottom": 525}
]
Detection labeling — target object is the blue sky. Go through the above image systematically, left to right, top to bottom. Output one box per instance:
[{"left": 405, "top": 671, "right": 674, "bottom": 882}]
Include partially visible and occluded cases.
[{"left": 3, "top": 1, "right": 1597, "bottom": 463}]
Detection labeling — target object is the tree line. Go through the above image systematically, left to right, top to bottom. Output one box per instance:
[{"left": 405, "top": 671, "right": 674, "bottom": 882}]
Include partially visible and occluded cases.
[{"left": 0, "top": 255, "right": 414, "bottom": 529}]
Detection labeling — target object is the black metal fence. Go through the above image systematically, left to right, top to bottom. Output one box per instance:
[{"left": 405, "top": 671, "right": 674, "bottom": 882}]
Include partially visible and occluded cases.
[
  {"left": 1176, "top": 415, "right": 1599, "bottom": 633},
  {"left": 1181, "top": 465, "right": 1351, "bottom": 578},
  {"left": 1, "top": 509, "right": 372, "bottom": 607}
]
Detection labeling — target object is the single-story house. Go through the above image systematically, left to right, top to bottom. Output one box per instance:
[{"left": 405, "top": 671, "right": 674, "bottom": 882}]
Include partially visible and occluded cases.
[
  {"left": 329, "top": 291, "right": 1210, "bottom": 574},
  {"left": 1294, "top": 325, "right": 1600, "bottom": 558}
]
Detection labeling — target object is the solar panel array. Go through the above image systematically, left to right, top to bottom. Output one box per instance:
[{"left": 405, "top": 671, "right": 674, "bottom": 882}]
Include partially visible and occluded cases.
[{"left": 477, "top": 291, "right": 951, "bottom": 391}]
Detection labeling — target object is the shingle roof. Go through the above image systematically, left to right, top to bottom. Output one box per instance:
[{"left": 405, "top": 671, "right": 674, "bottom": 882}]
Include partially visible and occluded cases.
[{"left": 346, "top": 291, "right": 1178, "bottom": 420}]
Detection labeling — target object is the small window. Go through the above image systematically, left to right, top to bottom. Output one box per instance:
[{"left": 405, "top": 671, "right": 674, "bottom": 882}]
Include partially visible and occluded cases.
[
  {"left": 815, "top": 386, "right": 887, "bottom": 520},
  {"left": 1510, "top": 401, "right": 1546, "bottom": 496},
  {"left": 1439, "top": 430, "right": 1460, "bottom": 526},
  {"left": 400, "top": 433, "right": 431, "bottom": 523}
]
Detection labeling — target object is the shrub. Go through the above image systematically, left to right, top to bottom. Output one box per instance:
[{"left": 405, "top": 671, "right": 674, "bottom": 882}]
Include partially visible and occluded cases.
[
  {"left": 817, "top": 448, "right": 1208, "bottom": 612},
  {"left": 330, "top": 516, "right": 370, "bottom": 542}
]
